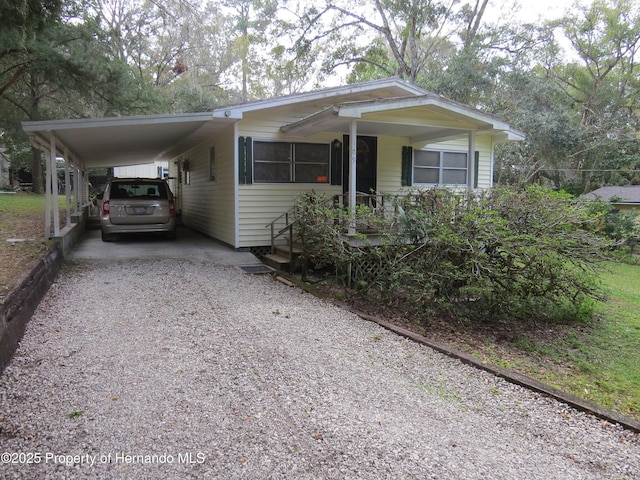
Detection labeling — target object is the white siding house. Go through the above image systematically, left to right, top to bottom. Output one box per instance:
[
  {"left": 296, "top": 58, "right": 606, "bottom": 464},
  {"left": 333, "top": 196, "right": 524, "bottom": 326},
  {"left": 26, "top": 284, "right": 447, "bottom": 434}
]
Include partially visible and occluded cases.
[
  {"left": 23, "top": 78, "right": 523, "bottom": 245},
  {"left": 168, "top": 79, "right": 522, "bottom": 249},
  {"left": 113, "top": 161, "right": 168, "bottom": 179}
]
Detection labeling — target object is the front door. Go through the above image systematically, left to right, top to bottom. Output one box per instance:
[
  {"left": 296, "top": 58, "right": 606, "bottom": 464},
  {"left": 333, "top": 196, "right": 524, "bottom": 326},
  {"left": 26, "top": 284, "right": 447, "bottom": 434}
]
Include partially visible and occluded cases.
[{"left": 342, "top": 135, "right": 377, "bottom": 194}]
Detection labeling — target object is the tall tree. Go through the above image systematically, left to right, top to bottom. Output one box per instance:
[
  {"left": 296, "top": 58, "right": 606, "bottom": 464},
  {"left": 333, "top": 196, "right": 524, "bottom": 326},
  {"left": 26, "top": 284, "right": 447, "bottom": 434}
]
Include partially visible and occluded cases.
[
  {"left": 1, "top": 0, "right": 64, "bottom": 192},
  {"left": 552, "top": 0, "right": 640, "bottom": 192}
]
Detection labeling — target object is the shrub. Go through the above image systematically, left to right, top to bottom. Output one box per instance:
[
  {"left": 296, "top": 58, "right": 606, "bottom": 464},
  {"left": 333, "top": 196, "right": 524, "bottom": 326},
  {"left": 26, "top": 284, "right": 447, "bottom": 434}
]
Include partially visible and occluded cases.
[
  {"left": 389, "top": 186, "right": 610, "bottom": 323},
  {"left": 292, "top": 187, "right": 612, "bottom": 324}
]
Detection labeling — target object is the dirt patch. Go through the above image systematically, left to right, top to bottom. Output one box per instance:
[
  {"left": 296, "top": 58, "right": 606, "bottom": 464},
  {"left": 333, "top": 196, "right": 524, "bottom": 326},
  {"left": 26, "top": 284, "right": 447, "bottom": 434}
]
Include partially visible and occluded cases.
[{"left": 0, "top": 211, "right": 64, "bottom": 295}]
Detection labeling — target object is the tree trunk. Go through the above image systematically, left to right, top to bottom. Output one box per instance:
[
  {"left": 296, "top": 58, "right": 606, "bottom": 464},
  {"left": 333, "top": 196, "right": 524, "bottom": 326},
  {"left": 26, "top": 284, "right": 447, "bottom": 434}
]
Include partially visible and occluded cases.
[{"left": 31, "top": 147, "right": 43, "bottom": 194}]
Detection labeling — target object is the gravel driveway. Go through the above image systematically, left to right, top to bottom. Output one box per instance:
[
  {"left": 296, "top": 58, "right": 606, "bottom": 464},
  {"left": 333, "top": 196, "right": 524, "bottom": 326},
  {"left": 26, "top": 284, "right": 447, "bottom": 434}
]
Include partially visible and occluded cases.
[{"left": 0, "top": 258, "right": 638, "bottom": 479}]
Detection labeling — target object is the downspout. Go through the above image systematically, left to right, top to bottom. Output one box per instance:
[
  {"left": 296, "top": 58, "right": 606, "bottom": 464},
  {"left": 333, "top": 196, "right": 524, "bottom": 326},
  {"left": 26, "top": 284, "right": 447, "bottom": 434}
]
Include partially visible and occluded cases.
[{"left": 233, "top": 121, "right": 240, "bottom": 249}]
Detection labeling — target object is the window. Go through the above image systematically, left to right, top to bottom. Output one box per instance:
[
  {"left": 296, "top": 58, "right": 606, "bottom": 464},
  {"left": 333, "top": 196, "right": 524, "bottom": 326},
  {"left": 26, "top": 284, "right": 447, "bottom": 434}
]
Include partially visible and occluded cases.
[
  {"left": 253, "top": 141, "right": 329, "bottom": 183},
  {"left": 413, "top": 150, "right": 468, "bottom": 186},
  {"left": 110, "top": 181, "right": 168, "bottom": 199}
]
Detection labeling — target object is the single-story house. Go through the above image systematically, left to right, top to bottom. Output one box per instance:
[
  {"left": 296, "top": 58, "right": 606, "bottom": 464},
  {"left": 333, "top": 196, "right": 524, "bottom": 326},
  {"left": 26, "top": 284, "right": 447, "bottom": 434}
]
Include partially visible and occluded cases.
[
  {"left": 22, "top": 77, "right": 523, "bottom": 249},
  {"left": 583, "top": 185, "right": 640, "bottom": 212}
]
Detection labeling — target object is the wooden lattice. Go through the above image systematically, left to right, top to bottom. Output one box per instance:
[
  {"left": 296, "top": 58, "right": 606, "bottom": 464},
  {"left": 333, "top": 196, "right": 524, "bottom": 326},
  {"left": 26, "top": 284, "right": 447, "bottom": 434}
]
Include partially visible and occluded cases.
[
  {"left": 250, "top": 246, "right": 272, "bottom": 259},
  {"left": 349, "top": 246, "right": 395, "bottom": 285}
]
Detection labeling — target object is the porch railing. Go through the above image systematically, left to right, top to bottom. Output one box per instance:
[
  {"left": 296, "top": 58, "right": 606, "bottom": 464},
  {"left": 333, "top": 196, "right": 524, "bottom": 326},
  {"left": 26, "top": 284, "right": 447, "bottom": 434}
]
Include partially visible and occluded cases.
[{"left": 265, "top": 190, "right": 471, "bottom": 255}]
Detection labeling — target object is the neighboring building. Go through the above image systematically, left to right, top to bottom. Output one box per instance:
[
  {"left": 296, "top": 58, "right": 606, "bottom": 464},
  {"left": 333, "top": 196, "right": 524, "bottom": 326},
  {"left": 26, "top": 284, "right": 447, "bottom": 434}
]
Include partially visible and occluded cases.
[
  {"left": 23, "top": 78, "right": 524, "bottom": 246},
  {"left": 0, "top": 150, "right": 9, "bottom": 189},
  {"left": 113, "top": 161, "right": 169, "bottom": 179},
  {"left": 583, "top": 185, "right": 640, "bottom": 212}
]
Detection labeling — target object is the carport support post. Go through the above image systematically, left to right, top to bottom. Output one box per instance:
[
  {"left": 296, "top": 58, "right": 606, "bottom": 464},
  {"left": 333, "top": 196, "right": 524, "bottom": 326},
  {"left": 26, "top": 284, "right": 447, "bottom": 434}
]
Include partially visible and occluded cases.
[
  {"left": 348, "top": 120, "right": 357, "bottom": 236},
  {"left": 44, "top": 135, "right": 60, "bottom": 239},
  {"left": 51, "top": 137, "right": 60, "bottom": 237},
  {"left": 44, "top": 144, "right": 51, "bottom": 239},
  {"left": 64, "top": 150, "right": 71, "bottom": 226},
  {"left": 73, "top": 166, "right": 81, "bottom": 216}
]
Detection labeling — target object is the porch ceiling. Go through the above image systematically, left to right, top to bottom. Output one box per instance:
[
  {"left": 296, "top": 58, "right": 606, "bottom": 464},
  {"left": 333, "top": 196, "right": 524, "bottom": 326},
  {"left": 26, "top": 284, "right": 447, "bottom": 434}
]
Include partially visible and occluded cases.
[{"left": 22, "top": 113, "right": 235, "bottom": 168}]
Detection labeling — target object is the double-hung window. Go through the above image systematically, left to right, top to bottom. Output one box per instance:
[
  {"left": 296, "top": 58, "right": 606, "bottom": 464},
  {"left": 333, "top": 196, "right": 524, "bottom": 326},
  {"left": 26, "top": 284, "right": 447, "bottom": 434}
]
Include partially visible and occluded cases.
[
  {"left": 253, "top": 141, "right": 329, "bottom": 183},
  {"left": 413, "top": 150, "right": 468, "bottom": 186}
]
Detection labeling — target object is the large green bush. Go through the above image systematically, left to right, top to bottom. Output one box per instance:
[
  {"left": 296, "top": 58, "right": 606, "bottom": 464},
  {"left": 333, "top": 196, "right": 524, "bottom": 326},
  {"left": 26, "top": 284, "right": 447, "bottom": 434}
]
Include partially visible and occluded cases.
[{"left": 293, "top": 187, "right": 612, "bottom": 324}]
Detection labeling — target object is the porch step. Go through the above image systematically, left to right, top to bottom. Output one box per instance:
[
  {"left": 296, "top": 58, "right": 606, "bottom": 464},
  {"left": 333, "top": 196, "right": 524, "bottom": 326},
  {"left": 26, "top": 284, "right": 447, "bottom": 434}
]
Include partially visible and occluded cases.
[
  {"left": 263, "top": 244, "right": 304, "bottom": 272},
  {"left": 274, "top": 244, "right": 303, "bottom": 257},
  {"left": 263, "top": 253, "right": 294, "bottom": 272}
]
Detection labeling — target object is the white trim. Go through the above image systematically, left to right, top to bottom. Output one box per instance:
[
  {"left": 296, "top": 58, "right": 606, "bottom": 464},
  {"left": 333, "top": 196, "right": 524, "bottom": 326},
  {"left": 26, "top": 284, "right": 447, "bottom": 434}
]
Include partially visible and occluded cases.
[
  {"left": 215, "top": 77, "right": 428, "bottom": 119},
  {"left": 22, "top": 112, "right": 215, "bottom": 132},
  {"left": 233, "top": 122, "right": 240, "bottom": 249}
]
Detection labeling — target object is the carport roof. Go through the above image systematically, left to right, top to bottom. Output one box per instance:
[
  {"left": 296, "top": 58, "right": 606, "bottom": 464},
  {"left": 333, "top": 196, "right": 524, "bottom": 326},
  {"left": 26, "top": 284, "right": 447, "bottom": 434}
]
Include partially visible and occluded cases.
[
  {"left": 22, "top": 78, "right": 430, "bottom": 169},
  {"left": 22, "top": 78, "right": 524, "bottom": 169},
  {"left": 22, "top": 112, "right": 233, "bottom": 168}
]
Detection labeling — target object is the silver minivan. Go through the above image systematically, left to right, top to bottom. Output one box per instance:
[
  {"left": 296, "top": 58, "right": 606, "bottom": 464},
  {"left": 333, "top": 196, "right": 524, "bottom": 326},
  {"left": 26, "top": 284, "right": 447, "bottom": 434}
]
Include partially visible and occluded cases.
[{"left": 100, "top": 178, "right": 176, "bottom": 241}]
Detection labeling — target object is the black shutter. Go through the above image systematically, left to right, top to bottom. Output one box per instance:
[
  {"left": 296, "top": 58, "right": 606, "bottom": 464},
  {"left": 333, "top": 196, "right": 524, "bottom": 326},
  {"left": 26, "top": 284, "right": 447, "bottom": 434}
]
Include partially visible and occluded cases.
[
  {"left": 238, "top": 136, "right": 253, "bottom": 185},
  {"left": 245, "top": 137, "right": 252, "bottom": 185},
  {"left": 330, "top": 140, "right": 342, "bottom": 185},
  {"left": 401, "top": 146, "right": 413, "bottom": 186},
  {"left": 474, "top": 151, "right": 479, "bottom": 188}
]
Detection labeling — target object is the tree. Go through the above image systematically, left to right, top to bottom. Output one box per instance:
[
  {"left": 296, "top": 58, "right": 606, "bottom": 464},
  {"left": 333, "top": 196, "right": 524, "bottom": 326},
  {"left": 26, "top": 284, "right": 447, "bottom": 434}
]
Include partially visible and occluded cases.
[
  {"left": 0, "top": 0, "right": 171, "bottom": 190},
  {"left": 1, "top": 0, "right": 64, "bottom": 192},
  {"left": 548, "top": 0, "right": 640, "bottom": 192}
]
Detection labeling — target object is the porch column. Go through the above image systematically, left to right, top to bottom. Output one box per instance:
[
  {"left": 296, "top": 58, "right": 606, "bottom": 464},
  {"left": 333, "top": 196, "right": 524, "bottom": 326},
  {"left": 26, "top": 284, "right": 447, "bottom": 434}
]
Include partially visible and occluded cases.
[
  {"left": 348, "top": 120, "right": 358, "bottom": 235},
  {"left": 467, "top": 131, "right": 476, "bottom": 192},
  {"left": 50, "top": 136, "right": 60, "bottom": 237},
  {"left": 45, "top": 141, "right": 51, "bottom": 239},
  {"left": 64, "top": 149, "right": 71, "bottom": 226},
  {"left": 73, "top": 165, "right": 81, "bottom": 216}
]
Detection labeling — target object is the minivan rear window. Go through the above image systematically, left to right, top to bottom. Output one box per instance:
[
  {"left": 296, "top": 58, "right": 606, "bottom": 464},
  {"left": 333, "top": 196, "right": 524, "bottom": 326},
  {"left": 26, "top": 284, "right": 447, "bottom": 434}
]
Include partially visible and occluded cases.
[{"left": 110, "top": 182, "right": 168, "bottom": 200}]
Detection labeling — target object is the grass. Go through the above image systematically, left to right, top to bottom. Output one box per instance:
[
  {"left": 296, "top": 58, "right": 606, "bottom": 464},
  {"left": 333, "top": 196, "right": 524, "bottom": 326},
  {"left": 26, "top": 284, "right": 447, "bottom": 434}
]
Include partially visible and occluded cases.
[
  {"left": 0, "top": 192, "right": 67, "bottom": 294},
  {"left": 1, "top": 193, "right": 639, "bottom": 421},
  {"left": 464, "top": 262, "right": 640, "bottom": 420},
  {"left": 545, "top": 263, "right": 640, "bottom": 417}
]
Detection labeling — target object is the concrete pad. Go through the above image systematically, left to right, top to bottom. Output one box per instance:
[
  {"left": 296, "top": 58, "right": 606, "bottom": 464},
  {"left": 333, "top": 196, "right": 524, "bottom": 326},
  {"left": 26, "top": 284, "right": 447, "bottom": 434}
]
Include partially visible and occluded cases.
[{"left": 67, "top": 226, "right": 262, "bottom": 267}]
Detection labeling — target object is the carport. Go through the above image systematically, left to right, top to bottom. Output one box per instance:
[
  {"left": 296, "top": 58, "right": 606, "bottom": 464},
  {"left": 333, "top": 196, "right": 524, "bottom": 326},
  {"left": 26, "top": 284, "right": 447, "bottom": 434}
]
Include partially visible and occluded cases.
[{"left": 22, "top": 113, "right": 237, "bottom": 239}]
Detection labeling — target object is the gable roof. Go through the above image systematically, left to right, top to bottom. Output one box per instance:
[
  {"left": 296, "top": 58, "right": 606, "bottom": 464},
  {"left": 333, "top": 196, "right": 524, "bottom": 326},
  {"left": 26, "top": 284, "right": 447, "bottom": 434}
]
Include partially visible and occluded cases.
[
  {"left": 22, "top": 77, "right": 522, "bottom": 169},
  {"left": 280, "top": 94, "right": 524, "bottom": 143},
  {"left": 583, "top": 185, "right": 640, "bottom": 204}
]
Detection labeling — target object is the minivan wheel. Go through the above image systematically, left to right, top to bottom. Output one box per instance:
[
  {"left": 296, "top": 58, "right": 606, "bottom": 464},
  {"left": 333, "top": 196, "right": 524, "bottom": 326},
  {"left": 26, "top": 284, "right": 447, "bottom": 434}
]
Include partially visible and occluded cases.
[{"left": 101, "top": 229, "right": 115, "bottom": 242}]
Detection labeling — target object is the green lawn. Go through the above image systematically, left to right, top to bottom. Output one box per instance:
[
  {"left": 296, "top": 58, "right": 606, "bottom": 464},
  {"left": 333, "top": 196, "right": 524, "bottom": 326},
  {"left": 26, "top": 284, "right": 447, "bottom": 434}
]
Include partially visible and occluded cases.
[
  {"left": 0, "top": 191, "right": 52, "bottom": 212},
  {"left": 512, "top": 262, "right": 640, "bottom": 418}
]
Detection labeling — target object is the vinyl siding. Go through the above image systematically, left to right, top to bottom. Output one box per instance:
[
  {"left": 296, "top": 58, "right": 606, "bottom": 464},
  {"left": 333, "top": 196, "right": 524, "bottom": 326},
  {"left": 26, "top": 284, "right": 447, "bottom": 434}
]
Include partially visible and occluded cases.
[
  {"left": 168, "top": 109, "right": 497, "bottom": 249},
  {"left": 238, "top": 115, "right": 341, "bottom": 248},
  {"left": 170, "top": 125, "right": 236, "bottom": 247}
]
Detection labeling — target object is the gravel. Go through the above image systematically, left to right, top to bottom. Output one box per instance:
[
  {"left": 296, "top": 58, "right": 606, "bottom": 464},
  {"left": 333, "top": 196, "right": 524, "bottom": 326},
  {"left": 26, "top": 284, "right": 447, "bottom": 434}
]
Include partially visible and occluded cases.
[{"left": 0, "top": 258, "right": 638, "bottom": 479}]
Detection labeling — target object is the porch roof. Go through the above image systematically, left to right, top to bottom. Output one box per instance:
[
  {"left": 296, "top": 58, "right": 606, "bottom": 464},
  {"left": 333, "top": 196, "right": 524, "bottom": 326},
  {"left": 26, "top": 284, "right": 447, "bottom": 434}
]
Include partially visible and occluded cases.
[{"left": 280, "top": 95, "right": 525, "bottom": 144}]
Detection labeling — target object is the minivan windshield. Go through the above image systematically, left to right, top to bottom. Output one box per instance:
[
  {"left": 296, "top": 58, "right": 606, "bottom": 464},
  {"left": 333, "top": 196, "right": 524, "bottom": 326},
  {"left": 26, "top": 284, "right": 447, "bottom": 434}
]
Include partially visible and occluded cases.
[{"left": 110, "top": 181, "right": 169, "bottom": 200}]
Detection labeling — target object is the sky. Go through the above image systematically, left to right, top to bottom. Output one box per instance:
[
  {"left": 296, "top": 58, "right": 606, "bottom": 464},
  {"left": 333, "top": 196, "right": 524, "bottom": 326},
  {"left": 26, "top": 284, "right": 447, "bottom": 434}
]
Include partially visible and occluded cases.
[{"left": 485, "top": 0, "right": 576, "bottom": 24}]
